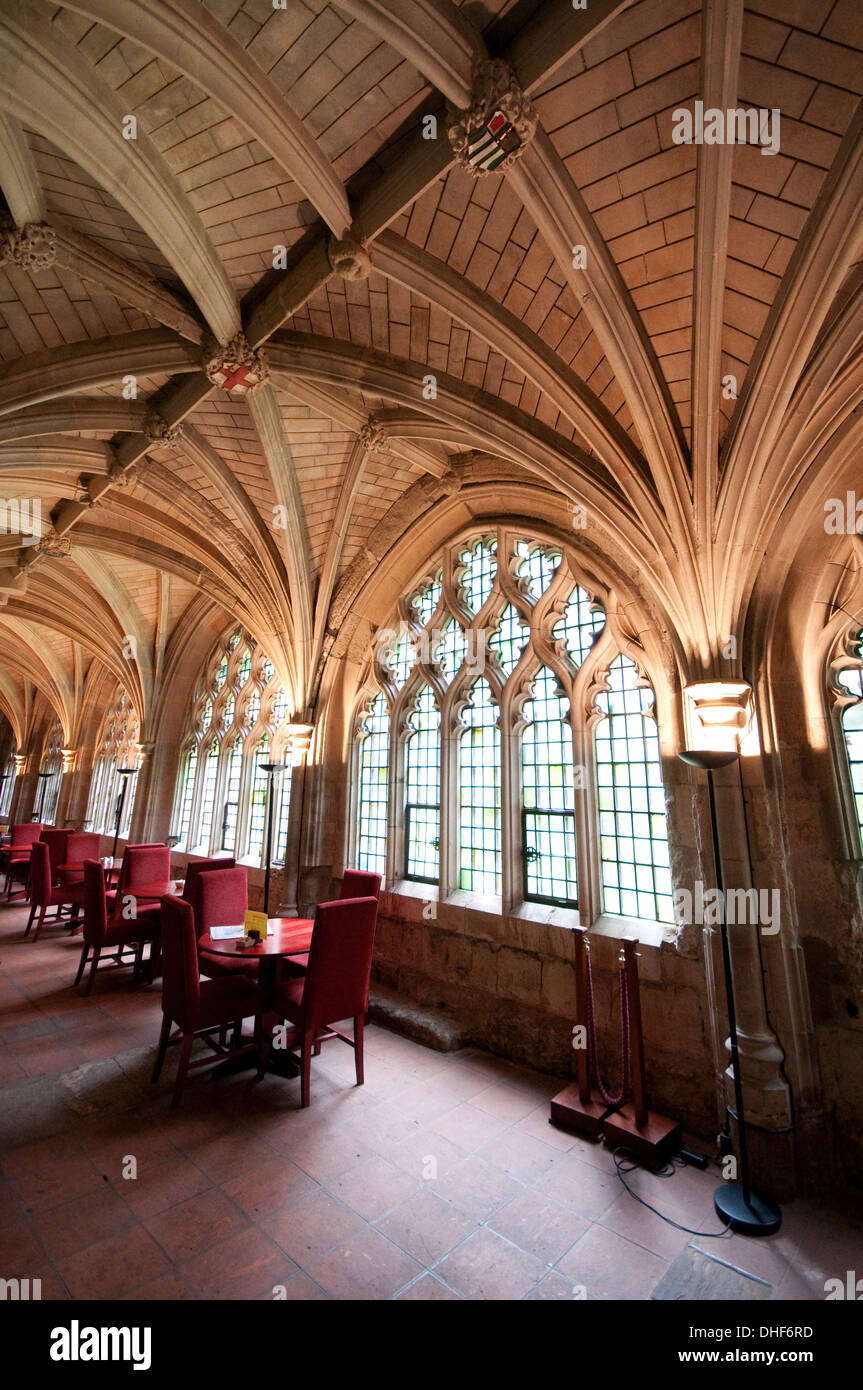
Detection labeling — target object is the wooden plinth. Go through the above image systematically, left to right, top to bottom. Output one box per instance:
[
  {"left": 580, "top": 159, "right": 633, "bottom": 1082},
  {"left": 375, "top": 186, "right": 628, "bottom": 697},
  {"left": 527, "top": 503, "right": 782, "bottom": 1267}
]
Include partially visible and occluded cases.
[
  {"left": 549, "top": 1084, "right": 610, "bottom": 1138},
  {"left": 602, "top": 1102, "right": 681, "bottom": 1166}
]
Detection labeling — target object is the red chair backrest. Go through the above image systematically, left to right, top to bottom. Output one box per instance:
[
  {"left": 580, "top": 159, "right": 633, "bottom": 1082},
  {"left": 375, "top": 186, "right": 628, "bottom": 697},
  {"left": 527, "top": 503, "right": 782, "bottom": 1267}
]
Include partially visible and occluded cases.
[
  {"left": 11, "top": 822, "right": 43, "bottom": 847},
  {"left": 41, "top": 828, "right": 71, "bottom": 877},
  {"left": 66, "top": 831, "right": 102, "bottom": 863},
  {"left": 29, "top": 840, "right": 51, "bottom": 906},
  {"left": 120, "top": 843, "right": 170, "bottom": 891},
  {"left": 182, "top": 856, "right": 237, "bottom": 907},
  {"left": 83, "top": 860, "right": 109, "bottom": 946},
  {"left": 194, "top": 866, "right": 247, "bottom": 939},
  {"left": 340, "top": 869, "right": 381, "bottom": 901},
  {"left": 159, "top": 895, "right": 200, "bottom": 1028},
  {"left": 301, "top": 897, "right": 378, "bottom": 1031}
]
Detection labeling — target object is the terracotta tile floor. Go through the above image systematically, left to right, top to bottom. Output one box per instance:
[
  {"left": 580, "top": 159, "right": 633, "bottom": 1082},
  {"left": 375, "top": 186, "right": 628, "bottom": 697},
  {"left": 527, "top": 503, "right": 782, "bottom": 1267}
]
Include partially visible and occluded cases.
[{"left": 0, "top": 900, "right": 861, "bottom": 1301}]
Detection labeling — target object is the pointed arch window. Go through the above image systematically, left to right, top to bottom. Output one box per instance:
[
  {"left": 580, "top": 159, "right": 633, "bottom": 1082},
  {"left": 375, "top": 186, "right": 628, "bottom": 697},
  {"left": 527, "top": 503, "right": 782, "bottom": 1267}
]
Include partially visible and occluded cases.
[
  {"left": 350, "top": 529, "right": 674, "bottom": 928},
  {"left": 169, "top": 629, "right": 296, "bottom": 866},
  {"left": 404, "top": 685, "right": 440, "bottom": 883},
  {"left": 87, "top": 693, "right": 139, "bottom": 834}
]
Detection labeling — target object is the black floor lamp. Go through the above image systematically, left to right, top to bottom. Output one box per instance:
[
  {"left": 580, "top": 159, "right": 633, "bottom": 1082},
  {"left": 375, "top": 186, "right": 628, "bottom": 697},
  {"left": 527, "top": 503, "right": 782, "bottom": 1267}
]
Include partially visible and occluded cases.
[
  {"left": 679, "top": 683, "right": 781, "bottom": 1236},
  {"left": 260, "top": 762, "right": 287, "bottom": 919},
  {"left": 111, "top": 767, "right": 138, "bottom": 862},
  {"left": 35, "top": 769, "right": 51, "bottom": 821}
]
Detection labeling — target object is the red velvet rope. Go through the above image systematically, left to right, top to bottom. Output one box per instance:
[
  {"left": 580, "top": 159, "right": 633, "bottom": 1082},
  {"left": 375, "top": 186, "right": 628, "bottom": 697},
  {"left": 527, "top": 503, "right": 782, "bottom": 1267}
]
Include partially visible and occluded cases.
[{"left": 585, "top": 951, "right": 631, "bottom": 1107}]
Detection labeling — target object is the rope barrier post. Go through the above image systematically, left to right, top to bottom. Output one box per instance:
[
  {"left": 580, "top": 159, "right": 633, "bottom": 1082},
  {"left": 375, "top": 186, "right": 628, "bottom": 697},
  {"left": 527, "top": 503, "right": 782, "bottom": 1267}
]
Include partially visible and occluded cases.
[
  {"left": 549, "top": 928, "right": 612, "bottom": 1138},
  {"left": 602, "top": 936, "right": 682, "bottom": 1166}
]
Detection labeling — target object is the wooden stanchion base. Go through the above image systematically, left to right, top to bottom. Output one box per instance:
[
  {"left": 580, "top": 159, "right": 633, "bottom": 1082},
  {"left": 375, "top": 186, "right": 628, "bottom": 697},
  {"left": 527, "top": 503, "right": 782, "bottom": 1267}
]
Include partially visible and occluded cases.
[
  {"left": 549, "top": 1084, "right": 611, "bottom": 1138},
  {"left": 601, "top": 1101, "right": 681, "bottom": 1166}
]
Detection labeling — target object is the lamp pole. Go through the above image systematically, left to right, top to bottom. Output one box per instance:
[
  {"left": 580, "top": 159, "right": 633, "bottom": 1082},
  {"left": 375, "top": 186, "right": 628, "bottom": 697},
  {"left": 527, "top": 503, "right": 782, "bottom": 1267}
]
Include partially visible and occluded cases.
[
  {"left": 678, "top": 746, "right": 781, "bottom": 1235},
  {"left": 260, "top": 763, "right": 285, "bottom": 919},
  {"left": 111, "top": 767, "right": 138, "bottom": 862},
  {"left": 35, "top": 769, "right": 51, "bottom": 821}
]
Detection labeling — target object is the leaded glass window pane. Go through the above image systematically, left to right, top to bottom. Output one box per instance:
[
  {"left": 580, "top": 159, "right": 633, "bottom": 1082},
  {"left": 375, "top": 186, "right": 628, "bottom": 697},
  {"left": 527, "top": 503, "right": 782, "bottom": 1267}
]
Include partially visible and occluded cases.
[
  {"left": 459, "top": 538, "right": 497, "bottom": 615},
  {"left": 515, "top": 541, "right": 561, "bottom": 598},
  {"left": 411, "top": 573, "right": 442, "bottom": 626},
  {"left": 554, "top": 585, "right": 606, "bottom": 668},
  {"left": 489, "top": 603, "right": 530, "bottom": 677},
  {"left": 437, "top": 618, "right": 467, "bottom": 683},
  {"left": 387, "top": 628, "right": 417, "bottom": 687},
  {"left": 594, "top": 655, "right": 672, "bottom": 924},
  {"left": 522, "top": 667, "right": 577, "bottom": 906},
  {"left": 459, "top": 678, "right": 501, "bottom": 894},
  {"left": 405, "top": 685, "right": 440, "bottom": 883},
  {"left": 357, "top": 693, "right": 389, "bottom": 874},
  {"left": 246, "top": 736, "right": 270, "bottom": 863},
  {"left": 221, "top": 740, "right": 243, "bottom": 852},
  {"left": 197, "top": 742, "right": 220, "bottom": 849},
  {"left": 176, "top": 746, "right": 197, "bottom": 848}
]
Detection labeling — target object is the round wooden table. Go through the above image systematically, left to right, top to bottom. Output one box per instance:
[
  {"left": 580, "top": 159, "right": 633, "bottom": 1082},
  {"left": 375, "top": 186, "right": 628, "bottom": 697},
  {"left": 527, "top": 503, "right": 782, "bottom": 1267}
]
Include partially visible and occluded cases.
[{"left": 199, "top": 918, "right": 315, "bottom": 1077}]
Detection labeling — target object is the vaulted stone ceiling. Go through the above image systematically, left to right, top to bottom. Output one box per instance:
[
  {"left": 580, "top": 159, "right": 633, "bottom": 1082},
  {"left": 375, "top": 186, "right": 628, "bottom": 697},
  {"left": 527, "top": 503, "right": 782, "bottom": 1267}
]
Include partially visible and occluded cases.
[{"left": 0, "top": 0, "right": 860, "bottom": 753}]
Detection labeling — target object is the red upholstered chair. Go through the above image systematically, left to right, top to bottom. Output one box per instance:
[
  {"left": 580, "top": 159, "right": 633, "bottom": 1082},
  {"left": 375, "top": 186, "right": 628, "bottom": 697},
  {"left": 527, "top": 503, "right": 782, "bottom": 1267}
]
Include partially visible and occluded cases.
[
  {"left": 3, "top": 822, "right": 44, "bottom": 898},
  {"left": 40, "top": 828, "right": 72, "bottom": 886},
  {"left": 60, "top": 832, "right": 102, "bottom": 886},
  {"left": 25, "top": 841, "right": 85, "bottom": 941},
  {"left": 106, "top": 842, "right": 168, "bottom": 925},
  {"left": 181, "top": 856, "right": 236, "bottom": 908},
  {"left": 74, "top": 860, "right": 160, "bottom": 995},
  {"left": 193, "top": 866, "right": 257, "bottom": 980},
  {"left": 285, "top": 869, "right": 383, "bottom": 978},
  {"left": 340, "top": 869, "right": 382, "bottom": 901},
  {"left": 151, "top": 895, "right": 267, "bottom": 1108},
  {"left": 275, "top": 895, "right": 378, "bottom": 1108}
]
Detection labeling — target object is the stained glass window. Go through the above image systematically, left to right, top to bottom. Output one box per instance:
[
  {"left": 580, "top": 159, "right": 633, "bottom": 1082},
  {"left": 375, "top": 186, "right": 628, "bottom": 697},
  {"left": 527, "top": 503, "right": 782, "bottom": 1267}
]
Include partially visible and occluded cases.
[
  {"left": 594, "top": 655, "right": 672, "bottom": 924},
  {"left": 522, "top": 667, "right": 577, "bottom": 906},
  {"left": 459, "top": 678, "right": 501, "bottom": 894},
  {"left": 405, "top": 686, "right": 440, "bottom": 883},
  {"left": 356, "top": 693, "right": 389, "bottom": 874}
]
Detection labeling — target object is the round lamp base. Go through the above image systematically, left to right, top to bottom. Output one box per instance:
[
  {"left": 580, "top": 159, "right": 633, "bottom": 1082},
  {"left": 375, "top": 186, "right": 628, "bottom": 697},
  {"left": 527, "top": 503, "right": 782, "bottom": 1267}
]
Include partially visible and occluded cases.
[{"left": 714, "top": 1183, "right": 781, "bottom": 1236}]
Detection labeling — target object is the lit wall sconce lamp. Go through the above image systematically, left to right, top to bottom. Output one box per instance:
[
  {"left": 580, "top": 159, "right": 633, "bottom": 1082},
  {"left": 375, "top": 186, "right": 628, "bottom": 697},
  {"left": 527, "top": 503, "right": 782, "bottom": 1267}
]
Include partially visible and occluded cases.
[
  {"left": 678, "top": 677, "right": 780, "bottom": 1236},
  {"left": 683, "top": 679, "right": 752, "bottom": 754},
  {"left": 285, "top": 723, "right": 314, "bottom": 766},
  {"left": 61, "top": 748, "right": 76, "bottom": 774},
  {"left": 13, "top": 754, "right": 26, "bottom": 776}
]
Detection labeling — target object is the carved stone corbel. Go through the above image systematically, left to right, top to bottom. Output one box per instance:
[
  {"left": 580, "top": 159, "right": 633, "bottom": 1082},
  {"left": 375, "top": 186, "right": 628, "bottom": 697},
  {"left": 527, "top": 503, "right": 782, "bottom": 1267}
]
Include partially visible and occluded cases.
[
  {"left": 0, "top": 221, "right": 57, "bottom": 271},
  {"left": 327, "top": 232, "right": 372, "bottom": 281},
  {"left": 143, "top": 410, "right": 184, "bottom": 449}
]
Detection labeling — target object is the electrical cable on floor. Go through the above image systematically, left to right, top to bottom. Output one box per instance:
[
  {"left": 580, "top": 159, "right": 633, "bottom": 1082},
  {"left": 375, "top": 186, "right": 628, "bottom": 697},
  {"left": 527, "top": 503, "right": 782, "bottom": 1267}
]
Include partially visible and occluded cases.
[{"left": 611, "top": 1146, "right": 734, "bottom": 1238}]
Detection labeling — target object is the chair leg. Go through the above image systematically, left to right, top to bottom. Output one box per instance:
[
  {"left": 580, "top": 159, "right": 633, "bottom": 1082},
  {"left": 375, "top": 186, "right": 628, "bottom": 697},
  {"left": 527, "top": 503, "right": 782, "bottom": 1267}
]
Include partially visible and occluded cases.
[
  {"left": 24, "top": 902, "right": 36, "bottom": 937},
  {"left": 32, "top": 904, "right": 48, "bottom": 943},
  {"left": 73, "top": 944, "right": 89, "bottom": 988},
  {"left": 84, "top": 946, "right": 102, "bottom": 996},
  {"left": 151, "top": 1014, "right": 171, "bottom": 1083},
  {"left": 354, "top": 1015, "right": 364, "bottom": 1087},
  {"left": 232, "top": 1018, "right": 242, "bottom": 1049},
  {"left": 300, "top": 1029, "right": 314, "bottom": 1108},
  {"left": 313, "top": 1031, "right": 322, "bottom": 1056},
  {"left": 172, "top": 1032, "right": 194, "bottom": 1109}
]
